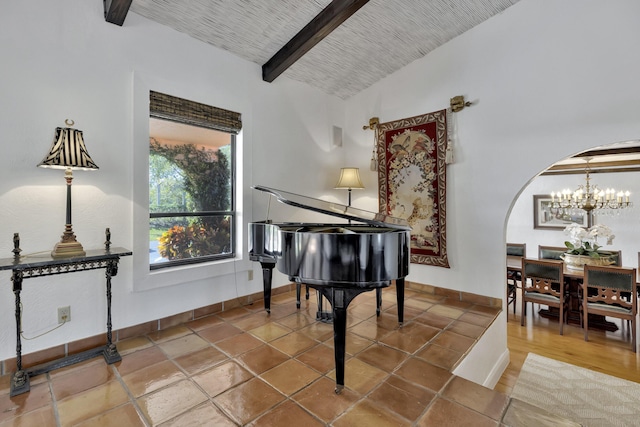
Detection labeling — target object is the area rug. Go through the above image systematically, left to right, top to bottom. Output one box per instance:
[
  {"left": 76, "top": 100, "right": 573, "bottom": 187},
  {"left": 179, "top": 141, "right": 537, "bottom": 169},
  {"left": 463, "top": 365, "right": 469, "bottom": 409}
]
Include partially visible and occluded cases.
[
  {"left": 376, "top": 110, "right": 449, "bottom": 267},
  {"left": 512, "top": 353, "right": 640, "bottom": 427}
]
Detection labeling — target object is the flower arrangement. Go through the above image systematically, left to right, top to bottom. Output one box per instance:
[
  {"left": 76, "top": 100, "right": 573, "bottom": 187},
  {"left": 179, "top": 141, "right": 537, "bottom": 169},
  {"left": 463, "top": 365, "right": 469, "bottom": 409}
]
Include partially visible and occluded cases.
[{"left": 563, "top": 223, "right": 615, "bottom": 258}]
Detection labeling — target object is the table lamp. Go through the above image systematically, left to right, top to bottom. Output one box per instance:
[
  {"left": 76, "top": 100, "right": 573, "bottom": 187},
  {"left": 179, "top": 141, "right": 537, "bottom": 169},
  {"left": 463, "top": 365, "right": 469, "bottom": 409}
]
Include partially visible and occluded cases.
[
  {"left": 38, "top": 120, "right": 99, "bottom": 258},
  {"left": 334, "top": 167, "right": 364, "bottom": 206}
]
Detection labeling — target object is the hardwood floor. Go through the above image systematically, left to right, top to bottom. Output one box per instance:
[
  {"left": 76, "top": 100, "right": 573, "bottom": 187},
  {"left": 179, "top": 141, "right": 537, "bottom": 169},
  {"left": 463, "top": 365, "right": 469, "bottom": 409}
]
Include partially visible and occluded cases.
[{"left": 495, "top": 293, "right": 640, "bottom": 395}]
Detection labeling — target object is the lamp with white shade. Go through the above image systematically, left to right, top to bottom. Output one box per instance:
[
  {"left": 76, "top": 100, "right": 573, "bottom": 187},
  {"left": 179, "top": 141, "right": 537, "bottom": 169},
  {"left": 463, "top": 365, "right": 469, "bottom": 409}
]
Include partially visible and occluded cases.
[{"left": 334, "top": 167, "right": 364, "bottom": 206}]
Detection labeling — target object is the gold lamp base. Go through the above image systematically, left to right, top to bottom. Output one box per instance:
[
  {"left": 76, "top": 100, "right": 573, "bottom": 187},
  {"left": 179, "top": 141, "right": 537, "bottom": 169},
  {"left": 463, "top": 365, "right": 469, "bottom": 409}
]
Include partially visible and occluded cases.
[{"left": 51, "top": 225, "right": 86, "bottom": 259}]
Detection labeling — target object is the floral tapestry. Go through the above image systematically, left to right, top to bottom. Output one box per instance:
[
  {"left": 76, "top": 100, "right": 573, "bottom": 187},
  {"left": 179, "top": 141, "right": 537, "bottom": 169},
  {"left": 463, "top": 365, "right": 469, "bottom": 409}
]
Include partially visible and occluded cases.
[{"left": 376, "top": 109, "right": 449, "bottom": 268}]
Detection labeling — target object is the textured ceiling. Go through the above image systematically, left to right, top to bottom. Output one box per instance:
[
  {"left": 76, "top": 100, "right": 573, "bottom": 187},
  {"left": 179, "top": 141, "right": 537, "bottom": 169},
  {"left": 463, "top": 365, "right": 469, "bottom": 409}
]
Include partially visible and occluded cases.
[{"left": 130, "top": 0, "right": 520, "bottom": 99}]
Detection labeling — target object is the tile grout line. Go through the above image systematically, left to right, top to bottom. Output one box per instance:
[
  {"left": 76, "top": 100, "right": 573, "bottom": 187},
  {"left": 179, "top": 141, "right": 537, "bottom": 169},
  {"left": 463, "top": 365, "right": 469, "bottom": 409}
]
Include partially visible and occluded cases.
[{"left": 110, "top": 362, "right": 152, "bottom": 427}]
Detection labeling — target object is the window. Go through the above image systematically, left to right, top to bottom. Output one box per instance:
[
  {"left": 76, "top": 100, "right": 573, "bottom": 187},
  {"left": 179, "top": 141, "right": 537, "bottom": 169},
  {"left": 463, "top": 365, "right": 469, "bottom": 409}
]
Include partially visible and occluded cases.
[{"left": 148, "top": 91, "right": 241, "bottom": 269}]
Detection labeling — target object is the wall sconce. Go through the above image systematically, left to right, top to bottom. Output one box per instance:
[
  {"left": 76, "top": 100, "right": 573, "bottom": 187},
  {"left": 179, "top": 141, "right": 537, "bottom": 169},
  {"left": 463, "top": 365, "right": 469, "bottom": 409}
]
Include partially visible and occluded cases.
[
  {"left": 38, "top": 120, "right": 99, "bottom": 258},
  {"left": 334, "top": 167, "right": 364, "bottom": 206}
]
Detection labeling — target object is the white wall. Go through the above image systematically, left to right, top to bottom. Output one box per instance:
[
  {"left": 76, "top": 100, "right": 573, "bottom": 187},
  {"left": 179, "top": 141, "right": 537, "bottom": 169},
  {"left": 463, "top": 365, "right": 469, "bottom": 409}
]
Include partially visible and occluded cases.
[
  {"left": 0, "top": 0, "right": 345, "bottom": 361},
  {"left": 344, "top": 0, "right": 640, "bottom": 381}
]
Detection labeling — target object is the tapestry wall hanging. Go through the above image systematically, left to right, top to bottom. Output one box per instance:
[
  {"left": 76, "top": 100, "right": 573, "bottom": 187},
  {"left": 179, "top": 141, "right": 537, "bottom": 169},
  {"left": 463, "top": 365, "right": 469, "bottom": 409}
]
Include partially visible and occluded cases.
[{"left": 376, "top": 109, "right": 449, "bottom": 268}]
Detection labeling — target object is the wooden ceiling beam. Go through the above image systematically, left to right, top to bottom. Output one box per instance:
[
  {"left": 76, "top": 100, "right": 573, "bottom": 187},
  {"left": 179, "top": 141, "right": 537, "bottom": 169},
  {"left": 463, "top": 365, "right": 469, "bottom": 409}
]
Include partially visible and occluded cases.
[
  {"left": 104, "top": 0, "right": 133, "bottom": 26},
  {"left": 262, "top": 0, "right": 369, "bottom": 82}
]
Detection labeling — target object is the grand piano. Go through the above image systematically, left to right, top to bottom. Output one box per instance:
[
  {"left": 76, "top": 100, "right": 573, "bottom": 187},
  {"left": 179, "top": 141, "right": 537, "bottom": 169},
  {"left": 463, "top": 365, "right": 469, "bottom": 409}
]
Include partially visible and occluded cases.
[{"left": 249, "top": 186, "right": 410, "bottom": 393}]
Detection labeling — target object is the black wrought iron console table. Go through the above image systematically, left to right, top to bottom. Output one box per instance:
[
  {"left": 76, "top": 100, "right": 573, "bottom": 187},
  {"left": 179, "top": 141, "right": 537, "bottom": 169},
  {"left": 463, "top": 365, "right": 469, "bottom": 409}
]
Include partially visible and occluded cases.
[{"left": 1, "top": 233, "right": 132, "bottom": 396}]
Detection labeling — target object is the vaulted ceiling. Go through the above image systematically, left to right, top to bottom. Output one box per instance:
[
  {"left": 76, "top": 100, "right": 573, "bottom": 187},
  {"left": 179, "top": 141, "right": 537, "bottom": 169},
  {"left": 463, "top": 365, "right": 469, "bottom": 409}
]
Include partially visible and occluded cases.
[
  {"left": 104, "top": 0, "right": 640, "bottom": 171},
  {"left": 106, "top": 0, "right": 520, "bottom": 99}
]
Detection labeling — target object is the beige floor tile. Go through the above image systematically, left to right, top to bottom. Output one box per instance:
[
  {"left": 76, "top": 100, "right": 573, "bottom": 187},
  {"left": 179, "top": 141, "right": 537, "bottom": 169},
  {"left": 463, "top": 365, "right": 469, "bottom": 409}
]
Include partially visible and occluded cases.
[
  {"left": 405, "top": 297, "right": 435, "bottom": 311},
  {"left": 426, "top": 304, "right": 465, "bottom": 319},
  {"left": 216, "top": 306, "right": 253, "bottom": 321},
  {"left": 414, "top": 311, "right": 454, "bottom": 329},
  {"left": 229, "top": 312, "right": 272, "bottom": 331},
  {"left": 275, "top": 312, "right": 316, "bottom": 331},
  {"left": 184, "top": 314, "right": 223, "bottom": 331},
  {"left": 348, "top": 318, "right": 394, "bottom": 341},
  {"left": 447, "top": 320, "right": 488, "bottom": 339},
  {"left": 297, "top": 321, "right": 333, "bottom": 342},
  {"left": 197, "top": 322, "right": 243, "bottom": 343},
  {"left": 379, "top": 322, "right": 440, "bottom": 353},
  {"left": 247, "top": 323, "right": 291, "bottom": 342},
  {"left": 147, "top": 325, "right": 193, "bottom": 343},
  {"left": 431, "top": 330, "right": 476, "bottom": 354},
  {"left": 269, "top": 331, "right": 318, "bottom": 356},
  {"left": 324, "top": 331, "right": 373, "bottom": 356},
  {"left": 216, "top": 332, "right": 264, "bottom": 357},
  {"left": 157, "top": 333, "right": 210, "bottom": 359},
  {"left": 115, "top": 336, "right": 154, "bottom": 356},
  {"left": 356, "top": 343, "right": 409, "bottom": 373},
  {"left": 415, "top": 343, "right": 464, "bottom": 370},
  {"left": 295, "top": 344, "right": 338, "bottom": 374},
  {"left": 115, "top": 345, "right": 168, "bottom": 377},
  {"left": 237, "top": 345, "right": 290, "bottom": 375},
  {"left": 173, "top": 346, "right": 229, "bottom": 375},
  {"left": 394, "top": 357, "right": 452, "bottom": 392},
  {"left": 327, "top": 358, "right": 388, "bottom": 395},
  {"left": 260, "top": 359, "right": 320, "bottom": 395},
  {"left": 121, "top": 360, "right": 186, "bottom": 397},
  {"left": 192, "top": 360, "right": 253, "bottom": 398},
  {"left": 51, "top": 362, "right": 115, "bottom": 401},
  {"left": 367, "top": 375, "right": 436, "bottom": 422},
  {"left": 442, "top": 376, "right": 508, "bottom": 420},
  {"left": 291, "top": 377, "right": 361, "bottom": 423},
  {"left": 213, "top": 378, "right": 285, "bottom": 425},
  {"left": 137, "top": 379, "right": 208, "bottom": 425},
  {"left": 0, "top": 381, "right": 52, "bottom": 424},
  {"left": 57, "top": 381, "right": 129, "bottom": 426},
  {"left": 417, "top": 397, "right": 499, "bottom": 427},
  {"left": 333, "top": 399, "right": 411, "bottom": 427},
  {"left": 247, "top": 400, "right": 325, "bottom": 427},
  {"left": 159, "top": 402, "right": 237, "bottom": 427},
  {"left": 75, "top": 403, "right": 146, "bottom": 427},
  {"left": 0, "top": 405, "right": 56, "bottom": 427}
]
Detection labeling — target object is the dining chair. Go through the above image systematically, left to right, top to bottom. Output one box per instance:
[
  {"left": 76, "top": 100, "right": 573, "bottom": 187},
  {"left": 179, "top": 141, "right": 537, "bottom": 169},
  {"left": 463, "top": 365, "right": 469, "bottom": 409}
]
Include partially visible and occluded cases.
[
  {"left": 506, "top": 243, "right": 526, "bottom": 318},
  {"left": 538, "top": 245, "right": 567, "bottom": 260},
  {"left": 521, "top": 258, "right": 568, "bottom": 334},
  {"left": 582, "top": 264, "right": 637, "bottom": 352}
]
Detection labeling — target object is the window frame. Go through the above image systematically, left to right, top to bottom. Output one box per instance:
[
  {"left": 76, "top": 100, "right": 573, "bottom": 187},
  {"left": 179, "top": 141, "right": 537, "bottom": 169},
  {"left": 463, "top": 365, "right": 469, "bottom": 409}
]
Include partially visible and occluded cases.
[{"left": 148, "top": 131, "right": 236, "bottom": 269}]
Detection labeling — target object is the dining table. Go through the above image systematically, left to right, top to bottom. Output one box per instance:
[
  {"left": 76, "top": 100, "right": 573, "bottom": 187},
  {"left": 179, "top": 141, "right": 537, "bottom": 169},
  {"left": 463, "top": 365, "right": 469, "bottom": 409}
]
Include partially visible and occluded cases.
[{"left": 506, "top": 255, "right": 639, "bottom": 331}]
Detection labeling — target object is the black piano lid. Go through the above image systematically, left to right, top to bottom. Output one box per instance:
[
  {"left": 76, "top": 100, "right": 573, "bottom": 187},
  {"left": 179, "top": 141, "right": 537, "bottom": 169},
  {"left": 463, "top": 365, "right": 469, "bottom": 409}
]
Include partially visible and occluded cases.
[{"left": 253, "top": 185, "right": 410, "bottom": 230}]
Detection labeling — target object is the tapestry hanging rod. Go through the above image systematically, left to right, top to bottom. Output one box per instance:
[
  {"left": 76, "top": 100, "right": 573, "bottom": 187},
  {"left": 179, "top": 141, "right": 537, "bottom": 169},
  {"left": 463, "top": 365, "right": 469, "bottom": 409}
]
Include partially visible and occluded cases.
[{"left": 362, "top": 95, "right": 473, "bottom": 130}]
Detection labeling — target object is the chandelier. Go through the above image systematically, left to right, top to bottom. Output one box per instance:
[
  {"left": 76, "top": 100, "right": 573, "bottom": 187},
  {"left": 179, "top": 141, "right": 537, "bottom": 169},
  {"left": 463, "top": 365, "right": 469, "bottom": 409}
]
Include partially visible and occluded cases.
[{"left": 550, "top": 159, "right": 632, "bottom": 214}]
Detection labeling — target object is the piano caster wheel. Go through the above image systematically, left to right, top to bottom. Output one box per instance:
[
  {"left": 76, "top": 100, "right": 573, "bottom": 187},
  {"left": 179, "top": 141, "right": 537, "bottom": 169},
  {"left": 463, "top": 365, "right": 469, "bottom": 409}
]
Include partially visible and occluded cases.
[
  {"left": 266, "top": 309, "right": 271, "bottom": 314},
  {"left": 335, "top": 385, "right": 343, "bottom": 394}
]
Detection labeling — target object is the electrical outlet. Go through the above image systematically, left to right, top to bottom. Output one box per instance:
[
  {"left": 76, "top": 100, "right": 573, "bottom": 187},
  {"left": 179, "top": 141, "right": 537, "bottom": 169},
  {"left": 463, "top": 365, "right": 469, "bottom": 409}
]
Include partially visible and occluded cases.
[
  {"left": 248, "top": 270, "right": 254, "bottom": 281},
  {"left": 58, "top": 306, "right": 71, "bottom": 324}
]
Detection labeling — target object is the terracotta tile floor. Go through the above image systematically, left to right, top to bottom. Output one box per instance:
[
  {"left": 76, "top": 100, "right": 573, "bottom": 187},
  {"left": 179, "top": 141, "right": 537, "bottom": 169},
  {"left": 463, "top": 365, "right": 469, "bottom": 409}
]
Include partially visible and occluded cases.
[{"left": 0, "top": 286, "right": 506, "bottom": 426}]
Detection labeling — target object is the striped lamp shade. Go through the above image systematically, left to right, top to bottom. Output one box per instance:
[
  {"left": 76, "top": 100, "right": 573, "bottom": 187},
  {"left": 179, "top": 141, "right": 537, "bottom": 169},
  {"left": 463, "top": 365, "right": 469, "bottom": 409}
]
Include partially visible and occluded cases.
[{"left": 38, "top": 126, "right": 99, "bottom": 170}]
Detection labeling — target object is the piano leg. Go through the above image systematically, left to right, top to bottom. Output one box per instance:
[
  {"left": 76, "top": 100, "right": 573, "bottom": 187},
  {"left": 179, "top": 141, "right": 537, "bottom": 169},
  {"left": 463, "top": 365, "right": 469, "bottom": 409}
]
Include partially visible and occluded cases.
[
  {"left": 259, "top": 262, "right": 275, "bottom": 313},
  {"left": 396, "top": 278, "right": 405, "bottom": 324},
  {"left": 295, "top": 284, "right": 311, "bottom": 309},
  {"left": 317, "top": 286, "right": 388, "bottom": 394},
  {"left": 376, "top": 288, "right": 382, "bottom": 316}
]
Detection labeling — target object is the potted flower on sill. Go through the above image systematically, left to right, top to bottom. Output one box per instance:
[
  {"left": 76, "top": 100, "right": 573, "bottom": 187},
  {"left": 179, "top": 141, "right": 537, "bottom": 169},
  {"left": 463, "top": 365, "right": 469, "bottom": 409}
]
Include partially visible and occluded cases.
[{"left": 562, "top": 223, "right": 616, "bottom": 270}]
